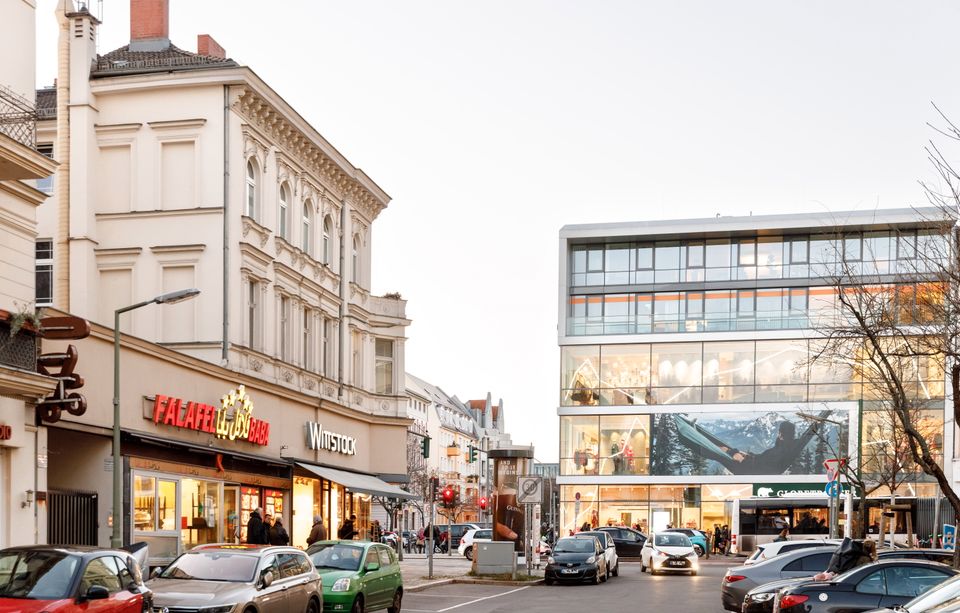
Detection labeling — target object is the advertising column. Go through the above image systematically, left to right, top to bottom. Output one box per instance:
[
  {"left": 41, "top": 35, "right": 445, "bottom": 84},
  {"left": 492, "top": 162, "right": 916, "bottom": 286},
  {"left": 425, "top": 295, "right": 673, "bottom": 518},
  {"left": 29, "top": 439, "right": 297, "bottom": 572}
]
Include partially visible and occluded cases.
[{"left": 489, "top": 447, "right": 533, "bottom": 553}]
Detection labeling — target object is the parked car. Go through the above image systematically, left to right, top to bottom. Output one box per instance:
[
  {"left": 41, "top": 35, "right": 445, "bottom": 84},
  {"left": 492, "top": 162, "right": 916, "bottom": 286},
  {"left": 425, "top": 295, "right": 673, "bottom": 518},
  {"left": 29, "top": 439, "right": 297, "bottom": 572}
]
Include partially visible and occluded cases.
[
  {"left": 436, "top": 523, "right": 480, "bottom": 551},
  {"left": 596, "top": 526, "right": 647, "bottom": 557},
  {"left": 458, "top": 528, "right": 492, "bottom": 561},
  {"left": 664, "top": 528, "right": 709, "bottom": 557},
  {"left": 576, "top": 531, "right": 619, "bottom": 577},
  {"left": 641, "top": 532, "right": 698, "bottom": 576},
  {"left": 545, "top": 536, "right": 608, "bottom": 585},
  {"left": 744, "top": 538, "right": 843, "bottom": 565},
  {"left": 307, "top": 540, "right": 402, "bottom": 613},
  {"left": 149, "top": 544, "right": 321, "bottom": 613},
  {"left": 0, "top": 545, "right": 152, "bottom": 613},
  {"left": 721, "top": 545, "right": 837, "bottom": 611},
  {"left": 738, "top": 548, "right": 960, "bottom": 613},
  {"left": 774, "top": 559, "right": 958, "bottom": 613},
  {"left": 867, "top": 573, "right": 960, "bottom": 613}
]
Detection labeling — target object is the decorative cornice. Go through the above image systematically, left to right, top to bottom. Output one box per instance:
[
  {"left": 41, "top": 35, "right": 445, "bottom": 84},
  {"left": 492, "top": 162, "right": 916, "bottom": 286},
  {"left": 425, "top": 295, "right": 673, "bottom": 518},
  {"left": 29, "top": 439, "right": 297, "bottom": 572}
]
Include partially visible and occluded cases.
[
  {"left": 233, "top": 87, "right": 387, "bottom": 221},
  {"left": 147, "top": 118, "right": 207, "bottom": 130},
  {"left": 241, "top": 215, "right": 271, "bottom": 249}
]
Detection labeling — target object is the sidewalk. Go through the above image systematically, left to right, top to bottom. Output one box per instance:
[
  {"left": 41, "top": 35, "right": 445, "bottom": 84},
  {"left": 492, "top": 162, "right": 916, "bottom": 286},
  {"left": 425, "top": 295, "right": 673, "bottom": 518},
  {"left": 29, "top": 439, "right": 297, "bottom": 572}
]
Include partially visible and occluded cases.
[{"left": 399, "top": 552, "right": 545, "bottom": 589}]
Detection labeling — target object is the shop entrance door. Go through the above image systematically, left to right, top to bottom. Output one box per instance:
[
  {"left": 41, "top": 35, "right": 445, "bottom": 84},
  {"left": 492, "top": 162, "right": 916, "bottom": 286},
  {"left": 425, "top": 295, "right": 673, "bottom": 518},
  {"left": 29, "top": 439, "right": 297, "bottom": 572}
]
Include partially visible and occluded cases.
[{"left": 224, "top": 485, "right": 240, "bottom": 543}]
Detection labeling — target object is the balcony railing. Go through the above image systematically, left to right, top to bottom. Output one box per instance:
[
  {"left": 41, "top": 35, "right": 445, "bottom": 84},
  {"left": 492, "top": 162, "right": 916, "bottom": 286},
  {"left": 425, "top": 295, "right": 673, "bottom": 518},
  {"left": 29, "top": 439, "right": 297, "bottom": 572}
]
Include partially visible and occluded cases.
[{"left": 0, "top": 84, "right": 37, "bottom": 150}]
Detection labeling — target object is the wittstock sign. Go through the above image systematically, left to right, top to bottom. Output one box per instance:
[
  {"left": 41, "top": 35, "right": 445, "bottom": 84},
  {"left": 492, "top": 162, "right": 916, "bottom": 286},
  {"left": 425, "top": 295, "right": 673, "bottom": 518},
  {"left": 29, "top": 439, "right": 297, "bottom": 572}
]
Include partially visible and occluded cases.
[
  {"left": 152, "top": 385, "right": 270, "bottom": 446},
  {"left": 304, "top": 422, "right": 357, "bottom": 455}
]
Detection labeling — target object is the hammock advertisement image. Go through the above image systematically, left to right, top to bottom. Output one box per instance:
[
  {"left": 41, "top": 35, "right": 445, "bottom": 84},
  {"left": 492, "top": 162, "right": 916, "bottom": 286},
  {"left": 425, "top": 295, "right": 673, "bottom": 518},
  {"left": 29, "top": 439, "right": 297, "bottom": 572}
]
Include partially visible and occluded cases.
[{"left": 650, "top": 409, "right": 845, "bottom": 476}]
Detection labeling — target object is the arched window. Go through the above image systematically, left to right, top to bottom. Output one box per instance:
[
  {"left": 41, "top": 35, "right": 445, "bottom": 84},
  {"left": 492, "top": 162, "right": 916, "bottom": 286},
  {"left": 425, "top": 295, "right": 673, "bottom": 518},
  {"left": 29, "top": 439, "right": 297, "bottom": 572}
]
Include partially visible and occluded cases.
[
  {"left": 245, "top": 160, "right": 258, "bottom": 219},
  {"left": 278, "top": 183, "right": 290, "bottom": 239},
  {"left": 302, "top": 201, "right": 313, "bottom": 254},
  {"left": 322, "top": 216, "right": 332, "bottom": 265},
  {"left": 352, "top": 234, "right": 360, "bottom": 283}
]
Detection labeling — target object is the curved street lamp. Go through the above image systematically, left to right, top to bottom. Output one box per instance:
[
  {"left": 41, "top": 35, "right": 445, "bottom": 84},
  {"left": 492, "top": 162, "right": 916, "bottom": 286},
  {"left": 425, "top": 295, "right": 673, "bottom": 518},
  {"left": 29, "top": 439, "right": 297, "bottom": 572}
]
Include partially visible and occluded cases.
[{"left": 112, "top": 288, "right": 200, "bottom": 548}]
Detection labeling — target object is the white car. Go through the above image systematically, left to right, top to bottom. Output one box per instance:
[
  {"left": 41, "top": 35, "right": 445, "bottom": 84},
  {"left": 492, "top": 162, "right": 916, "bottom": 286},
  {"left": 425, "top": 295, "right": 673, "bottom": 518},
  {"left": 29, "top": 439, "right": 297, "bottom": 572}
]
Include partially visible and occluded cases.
[
  {"left": 458, "top": 528, "right": 492, "bottom": 560},
  {"left": 576, "top": 531, "right": 619, "bottom": 577},
  {"left": 640, "top": 531, "right": 699, "bottom": 576},
  {"left": 743, "top": 538, "right": 842, "bottom": 565}
]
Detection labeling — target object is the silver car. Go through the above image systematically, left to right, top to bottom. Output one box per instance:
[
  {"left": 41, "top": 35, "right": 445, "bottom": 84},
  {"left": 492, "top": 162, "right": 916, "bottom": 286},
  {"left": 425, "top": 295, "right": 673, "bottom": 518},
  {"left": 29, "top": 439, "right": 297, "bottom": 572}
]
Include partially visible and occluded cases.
[
  {"left": 148, "top": 544, "right": 322, "bottom": 613},
  {"left": 721, "top": 545, "right": 836, "bottom": 611}
]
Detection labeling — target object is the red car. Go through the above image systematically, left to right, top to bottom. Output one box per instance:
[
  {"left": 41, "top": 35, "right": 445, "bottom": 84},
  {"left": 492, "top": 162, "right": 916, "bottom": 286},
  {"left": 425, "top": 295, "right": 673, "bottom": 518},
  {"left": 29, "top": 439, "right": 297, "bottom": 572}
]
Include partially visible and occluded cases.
[{"left": 0, "top": 545, "right": 151, "bottom": 613}]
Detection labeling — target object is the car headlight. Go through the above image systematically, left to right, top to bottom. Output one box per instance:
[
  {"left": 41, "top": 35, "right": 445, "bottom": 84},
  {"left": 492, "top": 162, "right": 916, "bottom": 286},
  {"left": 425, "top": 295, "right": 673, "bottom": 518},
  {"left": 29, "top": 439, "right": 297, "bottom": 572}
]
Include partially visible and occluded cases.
[
  {"left": 686, "top": 551, "right": 698, "bottom": 559},
  {"left": 585, "top": 555, "right": 596, "bottom": 564},
  {"left": 547, "top": 557, "right": 555, "bottom": 564},
  {"left": 331, "top": 578, "right": 352, "bottom": 592},
  {"left": 750, "top": 593, "right": 774, "bottom": 602},
  {"left": 199, "top": 606, "right": 237, "bottom": 613}
]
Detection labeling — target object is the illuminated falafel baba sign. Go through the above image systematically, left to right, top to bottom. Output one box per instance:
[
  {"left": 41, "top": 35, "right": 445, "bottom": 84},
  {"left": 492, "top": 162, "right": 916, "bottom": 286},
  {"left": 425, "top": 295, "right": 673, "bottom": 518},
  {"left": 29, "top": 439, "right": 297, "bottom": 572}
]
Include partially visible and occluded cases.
[{"left": 152, "top": 385, "right": 270, "bottom": 446}]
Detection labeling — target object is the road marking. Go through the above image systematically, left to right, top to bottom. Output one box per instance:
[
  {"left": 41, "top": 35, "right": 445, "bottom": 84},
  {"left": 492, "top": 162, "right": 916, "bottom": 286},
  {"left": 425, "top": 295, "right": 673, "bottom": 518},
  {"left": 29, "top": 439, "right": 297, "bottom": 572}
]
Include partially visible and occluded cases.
[{"left": 433, "top": 586, "right": 532, "bottom": 612}]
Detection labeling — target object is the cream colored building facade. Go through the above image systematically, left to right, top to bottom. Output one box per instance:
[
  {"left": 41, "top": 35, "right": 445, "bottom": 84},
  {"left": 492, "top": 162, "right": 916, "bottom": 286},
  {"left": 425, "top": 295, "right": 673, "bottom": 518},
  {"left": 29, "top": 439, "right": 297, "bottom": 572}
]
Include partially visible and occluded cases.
[
  {"left": 0, "top": 0, "right": 59, "bottom": 549},
  {"left": 30, "top": 0, "right": 412, "bottom": 554}
]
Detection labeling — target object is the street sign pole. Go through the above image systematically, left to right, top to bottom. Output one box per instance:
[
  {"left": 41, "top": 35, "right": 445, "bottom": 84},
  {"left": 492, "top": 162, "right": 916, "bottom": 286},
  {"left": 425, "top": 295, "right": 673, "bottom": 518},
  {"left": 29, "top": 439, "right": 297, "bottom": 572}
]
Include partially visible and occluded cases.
[{"left": 427, "top": 498, "right": 434, "bottom": 579}]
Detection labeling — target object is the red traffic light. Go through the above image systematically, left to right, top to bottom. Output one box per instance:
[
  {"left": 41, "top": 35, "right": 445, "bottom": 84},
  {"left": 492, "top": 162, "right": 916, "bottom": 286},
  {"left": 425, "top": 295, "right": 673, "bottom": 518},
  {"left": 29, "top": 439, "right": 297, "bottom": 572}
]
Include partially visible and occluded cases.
[
  {"left": 442, "top": 486, "right": 455, "bottom": 505},
  {"left": 478, "top": 496, "right": 488, "bottom": 511}
]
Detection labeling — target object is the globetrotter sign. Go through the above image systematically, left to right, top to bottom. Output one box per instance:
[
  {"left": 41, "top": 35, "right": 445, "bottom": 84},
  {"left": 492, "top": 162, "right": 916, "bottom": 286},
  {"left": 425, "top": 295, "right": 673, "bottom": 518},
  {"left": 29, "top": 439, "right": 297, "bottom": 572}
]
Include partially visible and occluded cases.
[
  {"left": 152, "top": 385, "right": 271, "bottom": 446},
  {"left": 305, "top": 421, "right": 357, "bottom": 455}
]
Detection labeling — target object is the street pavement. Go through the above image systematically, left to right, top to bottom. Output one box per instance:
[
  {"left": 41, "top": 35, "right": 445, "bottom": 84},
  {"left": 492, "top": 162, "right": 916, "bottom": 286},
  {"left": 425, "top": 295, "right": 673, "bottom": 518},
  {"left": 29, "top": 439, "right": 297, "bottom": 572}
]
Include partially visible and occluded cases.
[{"left": 401, "top": 558, "right": 738, "bottom": 612}]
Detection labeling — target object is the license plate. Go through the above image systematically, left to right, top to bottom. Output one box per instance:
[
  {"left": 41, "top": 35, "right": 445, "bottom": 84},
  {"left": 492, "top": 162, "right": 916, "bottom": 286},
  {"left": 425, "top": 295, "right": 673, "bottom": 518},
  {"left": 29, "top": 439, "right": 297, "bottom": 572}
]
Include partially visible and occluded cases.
[
  {"left": 668, "top": 560, "right": 686, "bottom": 567},
  {"left": 562, "top": 569, "right": 579, "bottom": 574}
]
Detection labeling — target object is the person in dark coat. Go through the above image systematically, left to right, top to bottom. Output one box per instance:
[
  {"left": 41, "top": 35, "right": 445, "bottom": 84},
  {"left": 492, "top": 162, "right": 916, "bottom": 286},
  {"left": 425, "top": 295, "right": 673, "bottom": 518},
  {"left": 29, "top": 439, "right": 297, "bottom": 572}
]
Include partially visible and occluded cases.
[
  {"left": 246, "top": 508, "right": 268, "bottom": 545},
  {"left": 338, "top": 514, "right": 357, "bottom": 540},
  {"left": 306, "top": 515, "right": 327, "bottom": 546},
  {"left": 269, "top": 516, "right": 290, "bottom": 546}
]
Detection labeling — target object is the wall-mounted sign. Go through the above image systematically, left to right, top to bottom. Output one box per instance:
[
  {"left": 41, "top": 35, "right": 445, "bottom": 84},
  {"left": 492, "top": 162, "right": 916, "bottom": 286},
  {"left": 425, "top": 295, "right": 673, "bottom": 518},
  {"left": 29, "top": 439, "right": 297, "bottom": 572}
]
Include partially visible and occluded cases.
[
  {"left": 152, "top": 385, "right": 270, "bottom": 446},
  {"left": 305, "top": 422, "right": 357, "bottom": 455},
  {"left": 0, "top": 424, "right": 11, "bottom": 440},
  {"left": 753, "top": 483, "right": 827, "bottom": 498}
]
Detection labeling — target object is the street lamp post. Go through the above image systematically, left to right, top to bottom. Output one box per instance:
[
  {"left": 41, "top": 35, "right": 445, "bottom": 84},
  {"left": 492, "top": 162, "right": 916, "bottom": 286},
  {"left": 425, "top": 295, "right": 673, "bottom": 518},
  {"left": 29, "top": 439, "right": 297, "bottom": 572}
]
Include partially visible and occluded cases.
[{"left": 111, "top": 288, "right": 200, "bottom": 548}]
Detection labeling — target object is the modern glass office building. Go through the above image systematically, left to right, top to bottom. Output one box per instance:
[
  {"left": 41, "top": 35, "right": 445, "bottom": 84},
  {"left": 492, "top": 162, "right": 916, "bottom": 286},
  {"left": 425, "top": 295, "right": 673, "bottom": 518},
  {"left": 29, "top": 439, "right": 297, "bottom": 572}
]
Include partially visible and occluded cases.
[{"left": 556, "top": 208, "right": 949, "bottom": 539}]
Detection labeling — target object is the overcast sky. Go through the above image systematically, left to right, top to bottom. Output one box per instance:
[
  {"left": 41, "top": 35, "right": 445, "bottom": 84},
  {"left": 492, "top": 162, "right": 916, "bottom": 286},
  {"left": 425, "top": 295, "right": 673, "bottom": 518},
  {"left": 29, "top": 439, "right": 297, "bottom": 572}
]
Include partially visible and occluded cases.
[{"left": 35, "top": 1, "right": 960, "bottom": 462}]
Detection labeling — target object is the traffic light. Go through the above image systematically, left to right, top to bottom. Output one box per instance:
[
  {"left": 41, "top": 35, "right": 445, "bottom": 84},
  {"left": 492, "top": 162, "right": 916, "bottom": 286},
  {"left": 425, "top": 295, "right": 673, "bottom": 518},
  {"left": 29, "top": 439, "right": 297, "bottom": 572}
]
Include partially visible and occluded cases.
[
  {"left": 421, "top": 436, "right": 431, "bottom": 459},
  {"left": 468, "top": 445, "right": 478, "bottom": 462},
  {"left": 429, "top": 476, "right": 440, "bottom": 501},
  {"left": 441, "top": 485, "right": 455, "bottom": 508},
  {"left": 478, "top": 496, "right": 488, "bottom": 511}
]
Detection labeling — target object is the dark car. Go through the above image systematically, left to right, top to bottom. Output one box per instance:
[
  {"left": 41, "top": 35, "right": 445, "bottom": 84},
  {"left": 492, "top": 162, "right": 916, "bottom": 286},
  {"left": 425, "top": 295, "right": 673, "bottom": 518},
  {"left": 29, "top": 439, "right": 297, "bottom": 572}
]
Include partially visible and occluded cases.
[
  {"left": 596, "top": 526, "right": 646, "bottom": 557},
  {"left": 545, "top": 536, "right": 609, "bottom": 585},
  {"left": 0, "top": 545, "right": 152, "bottom": 613},
  {"left": 722, "top": 546, "right": 836, "bottom": 612},
  {"left": 738, "top": 548, "right": 959, "bottom": 613},
  {"left": 775, "top": 559, "right": 958, "bottom": 613}
]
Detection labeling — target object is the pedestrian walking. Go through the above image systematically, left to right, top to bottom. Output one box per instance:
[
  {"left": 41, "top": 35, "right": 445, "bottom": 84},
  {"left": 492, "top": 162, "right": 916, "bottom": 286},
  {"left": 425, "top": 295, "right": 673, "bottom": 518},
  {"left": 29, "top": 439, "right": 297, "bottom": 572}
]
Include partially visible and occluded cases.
[
  {"left": 246, "top": 507, "right": 268, "bottom": 545},
  {"left": 338, "top": 514, "right": 358, "bottom": 540},
  {"left": 306, "top": 515, "right": 327, "bottom": 546},
  {"left": 269, "top": 516, "right": 290, "bottom": 546},
  {"left": 371, "top": 519, "right": 383, "bottom": 543},
  {"left": 721, "top": 524, "right": 731, "bottom": 555},
  {"left": 416, "top": 527, "right": 425, "bottom": 553}
]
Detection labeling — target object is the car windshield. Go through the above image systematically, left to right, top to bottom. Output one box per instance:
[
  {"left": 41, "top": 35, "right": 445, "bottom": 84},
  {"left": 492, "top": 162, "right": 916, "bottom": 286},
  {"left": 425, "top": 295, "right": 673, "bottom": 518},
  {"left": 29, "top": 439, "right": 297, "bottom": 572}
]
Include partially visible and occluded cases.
[
  {"left": 655, "top": 534, "right": 691, "bottom": 547},
  {"left": 554, "top": 538, "right": 595, "bottom": 553},
  {"left": 309, "top": 544, "right": 364, "bottom": 571},
  {"left": 0, "top": 551, "right": 81, "bottom": 599},
  {"left": 159, "top": 552, "right": 258, "bottom": 582}
]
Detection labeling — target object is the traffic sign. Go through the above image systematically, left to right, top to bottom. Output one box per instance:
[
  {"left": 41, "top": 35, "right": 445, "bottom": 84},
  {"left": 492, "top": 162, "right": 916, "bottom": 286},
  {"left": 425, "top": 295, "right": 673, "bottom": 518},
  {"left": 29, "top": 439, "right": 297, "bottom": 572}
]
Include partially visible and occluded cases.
[
  {"left": 824, "top": 458, "right": 845, "bottom": 482},
  {"left": 517, "top": 476, "right": 543, "bottom": 504},
  {"left": 824, "top": 481, "right": 843, "bottom": 497}
]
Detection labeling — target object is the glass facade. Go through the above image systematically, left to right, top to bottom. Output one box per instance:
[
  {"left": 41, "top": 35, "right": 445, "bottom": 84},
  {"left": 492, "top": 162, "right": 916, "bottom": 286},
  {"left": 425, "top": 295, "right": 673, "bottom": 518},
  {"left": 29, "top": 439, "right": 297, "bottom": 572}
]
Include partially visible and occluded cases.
[{"left": 559, "top": 222, "right": 949, "bottom": 544}]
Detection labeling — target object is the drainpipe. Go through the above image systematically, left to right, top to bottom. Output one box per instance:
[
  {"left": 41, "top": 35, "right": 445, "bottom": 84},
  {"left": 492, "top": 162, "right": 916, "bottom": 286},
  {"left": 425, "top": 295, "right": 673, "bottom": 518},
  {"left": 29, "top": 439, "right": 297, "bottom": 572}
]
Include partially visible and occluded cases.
[
  {"left": 55, "top": 6, "right": 70, "bottom": 310},
  {"left": 221, "top": 84, "right": 230, "bottom": 364},
  {"left": 338, "top": 198, "right": 348, "bottom": 397}
]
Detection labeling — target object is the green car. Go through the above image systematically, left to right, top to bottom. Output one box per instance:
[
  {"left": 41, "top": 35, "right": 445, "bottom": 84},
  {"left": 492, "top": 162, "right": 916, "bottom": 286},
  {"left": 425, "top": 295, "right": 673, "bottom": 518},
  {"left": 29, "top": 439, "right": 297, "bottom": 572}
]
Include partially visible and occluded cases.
[{"left": 307, "top": 540, "right": 402, "bottom": 613}]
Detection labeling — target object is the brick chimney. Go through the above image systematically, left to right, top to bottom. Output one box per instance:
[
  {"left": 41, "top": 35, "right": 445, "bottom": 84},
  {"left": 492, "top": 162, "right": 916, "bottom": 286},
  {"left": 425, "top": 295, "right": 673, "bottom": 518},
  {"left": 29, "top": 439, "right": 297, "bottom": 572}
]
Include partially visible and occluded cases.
[
  {"left": 129, "top": 0, "right": 170, "bottom": 52},
  {"left": 197, "top": 34, "right": 225, "bottom": 59}
]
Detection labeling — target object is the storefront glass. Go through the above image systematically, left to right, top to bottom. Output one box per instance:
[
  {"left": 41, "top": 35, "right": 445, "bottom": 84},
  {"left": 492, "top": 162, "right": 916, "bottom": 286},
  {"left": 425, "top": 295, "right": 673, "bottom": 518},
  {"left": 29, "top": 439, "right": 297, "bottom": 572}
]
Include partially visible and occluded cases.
[{"left": 598, "top": 415, "right": 649, "bottom": 475}]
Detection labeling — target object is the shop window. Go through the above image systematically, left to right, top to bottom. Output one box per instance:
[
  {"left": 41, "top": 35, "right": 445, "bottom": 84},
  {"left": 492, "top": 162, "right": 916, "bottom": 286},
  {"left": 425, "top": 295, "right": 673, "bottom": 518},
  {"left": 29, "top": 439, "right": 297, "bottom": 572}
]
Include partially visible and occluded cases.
[
  {"left": 599, "top": 344, "right": 650, "bottom": 405},
  {"left": 561, "top": 345, "right": 599, "bottom": 406},
  {"left": 560, "top": 415, "right": 599, "bottom": 476},
  {"left": 599, "top": 415, "right": 650, "bottom": 475}
]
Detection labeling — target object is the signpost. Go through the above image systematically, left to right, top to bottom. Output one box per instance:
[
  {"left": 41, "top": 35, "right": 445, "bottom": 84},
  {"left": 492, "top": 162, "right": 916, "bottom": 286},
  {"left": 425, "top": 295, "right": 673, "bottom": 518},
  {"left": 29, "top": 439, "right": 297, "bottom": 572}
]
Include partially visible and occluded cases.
[
  {"left": 824, "top": 458, "right": 846, "bottom": 538},
  {"left": 518, "top": 476, "right": 542, "bottom": 576}
]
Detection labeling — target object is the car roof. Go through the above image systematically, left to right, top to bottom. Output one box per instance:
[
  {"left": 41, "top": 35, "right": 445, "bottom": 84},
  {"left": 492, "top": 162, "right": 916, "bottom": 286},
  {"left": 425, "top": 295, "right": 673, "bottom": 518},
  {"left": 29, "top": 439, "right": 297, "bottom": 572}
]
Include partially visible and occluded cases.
[
  {"left": 189, "top": 543, "right": 305, "bottom": 554},
  {"left": 0, "top": 545, "right": 132, "bottom": 558}
]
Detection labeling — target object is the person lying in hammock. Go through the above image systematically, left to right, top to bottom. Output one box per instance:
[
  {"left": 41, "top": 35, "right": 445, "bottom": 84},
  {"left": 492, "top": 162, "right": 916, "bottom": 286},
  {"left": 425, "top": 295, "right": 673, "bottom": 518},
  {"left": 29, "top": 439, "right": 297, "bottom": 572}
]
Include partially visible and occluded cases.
[{"left": 673, "top": 412, "right": 829, "bottom": 475}]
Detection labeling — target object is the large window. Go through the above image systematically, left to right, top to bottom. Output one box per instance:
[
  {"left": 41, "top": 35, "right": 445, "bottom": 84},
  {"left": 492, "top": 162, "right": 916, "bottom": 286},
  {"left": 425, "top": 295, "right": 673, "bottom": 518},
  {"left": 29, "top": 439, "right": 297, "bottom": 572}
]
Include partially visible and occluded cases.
[
  {"left": 245, "top": 160, "right": 258, "bottom": 220},
  {"left": 278, "top": 183, "right": 290, "bottom": 239},
  {"left": 302, "top": 202, "right": 313, "bottom": 254},
  {"left": 322, "top": 216, "right": 333, "bottom": 265},
  {"left": 569, "top": 229, "right": 946, "bottom": 289},
  {"left": 352, "top": 235, "right": 360, "bottom": 284},
  {"left": 35, "top": 239, "right": 53, "bottom": 306},
  {"left": 246, "top": 279, "right": 261, "bottom": 350},
  {"left": 280, "top": 295, "right": 291, "bottom": 361},
  {"left": 302, "top": 308, "right": 313, "bottom": 370},
  {"left": 375, "top": 339, "right": 394, "bottom": 394},
  {"left": 562, "top": 345, "right": 600, "bottom": 406},
  {"left": 599, "top": 415, "right": 650, "bottom": 475},
  {"left": 560, "top": 416, "right": 599, "bottom": 475}
]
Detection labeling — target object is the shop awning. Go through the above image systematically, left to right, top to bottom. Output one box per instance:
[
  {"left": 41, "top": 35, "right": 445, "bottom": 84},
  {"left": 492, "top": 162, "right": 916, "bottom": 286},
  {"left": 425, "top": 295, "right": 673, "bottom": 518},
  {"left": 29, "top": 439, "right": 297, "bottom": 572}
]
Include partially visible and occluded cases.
[{"left": 296, "top": 462, "right": 416, "bottom": 500}]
